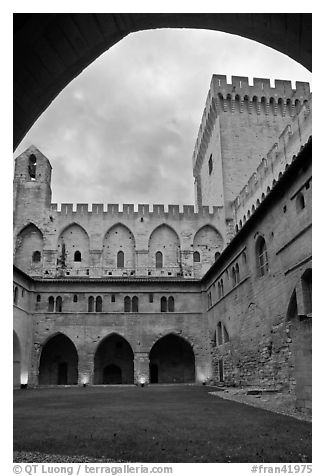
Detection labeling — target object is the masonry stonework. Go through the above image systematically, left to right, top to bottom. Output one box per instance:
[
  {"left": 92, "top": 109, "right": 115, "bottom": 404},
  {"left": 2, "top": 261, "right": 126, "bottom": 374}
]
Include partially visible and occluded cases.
[{"left": 13, "top": 75, "right": 312, "bottom": 414}]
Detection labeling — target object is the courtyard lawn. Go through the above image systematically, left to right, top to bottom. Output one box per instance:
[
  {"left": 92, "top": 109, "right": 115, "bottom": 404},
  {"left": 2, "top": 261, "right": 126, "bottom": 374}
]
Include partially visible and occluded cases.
[{"left": 13, "top": 385, "right": 311, "bottom": 463}]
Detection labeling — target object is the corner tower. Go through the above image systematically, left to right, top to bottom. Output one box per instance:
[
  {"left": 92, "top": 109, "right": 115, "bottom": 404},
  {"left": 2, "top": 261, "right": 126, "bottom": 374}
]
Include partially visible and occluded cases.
[{"left": 192, "top": 75, "right": 310, "bottom": 211}]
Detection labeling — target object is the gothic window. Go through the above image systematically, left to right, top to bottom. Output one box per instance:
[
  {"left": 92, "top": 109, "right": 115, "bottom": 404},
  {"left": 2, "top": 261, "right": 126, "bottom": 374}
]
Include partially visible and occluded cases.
[
  {"left": 208, "top": 155, "right": 213, "bottom": 175},
  {"left": 256, "top": 237, "right": 269, "bottom": 277},
  {"left": 32, "top": 250, "right": 41, "bottom": 263},
  {"left": 74, "top": 250, "right": 81, "bottom": 262},
  {"left": 117, "top": 251, "right": 124, "bottom": 268},
  {"left": 155, "top": 251, "right": 163, "bottom": 269},
  {"left": 193, "top": 251, "right": 200, "bottom": 263},
  {"left": 235, "top": 263, "right": 240, "bottom": 283},
  {"left": 231, "top": 267, "right": 236, "bottom": 287},
  {"left": 301, "top": 269, "right": 312, "bottom": 315},
  {"left": 220, "top": 279, "right": 224, "bottom": 297},
  {"left": 218, "top": 282, "right": 221, "bottom": 299},
  {"left": 36, "top": 294, "right": 41, "bottom": 302},
  {"left": 48, "top": 296, "right": 54, "bottom": 312},
  {"left": 55, "top": 296, "right": 62, "bottom": 312},
  {"left": 88, "top": 296, "right": 94, "bottom": 312},
  {"left": 96, "top": 296, "right": 103, "bottom": 312},
  {"left": 124, "top": 296, "right": 131, "bottom": 312},
  {"left": 132, "top": 296, "right": 138, "bottom": 312},
  {"left": 161, "top": 296, "right": 167, "bottom": 312},
  {"left": 168, "top": 296, "right": 174, "bottom": 312},
  {"left": 223, "top": 325, "right": 230, "bottom": 343}
]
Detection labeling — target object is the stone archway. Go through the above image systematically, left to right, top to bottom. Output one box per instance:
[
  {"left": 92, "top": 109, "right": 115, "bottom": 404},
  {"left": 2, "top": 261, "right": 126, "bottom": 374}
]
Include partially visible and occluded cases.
[
  {"left": 14, "top": 13, "right": 311, "bottom": 149},
  {"left": 13, "top": 331, "right": 21, "bottom": 387},
  {"left": 39, "top": 333, "right": 78, "bottom": 385},
  {"left": 94, "top": 334, "right": 134, "bottom": 384},
  {"left": 149, "top": 334, "right": 195, "bottom": 383}
]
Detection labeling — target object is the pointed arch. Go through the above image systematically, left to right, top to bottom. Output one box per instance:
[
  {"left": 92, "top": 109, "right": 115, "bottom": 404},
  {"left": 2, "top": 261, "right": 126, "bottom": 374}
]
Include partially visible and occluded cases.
[
  {"left": 57, "top": 222, "right": 90, "bottom": 271},
  {"left": 15, "top": 223, "right": 43, "bottom": 273},
  {"left": 103, "top": 223, "right": 136, "bottom": 271},
  {"left": 148, "top": 224, "right": 180, "bottom": 273},
  {"left": 193, "top": 225, "right": 223, "bottom": 276},
  {"left": 39, "top": 333, "right": 78, "bottom": 385},
  {"left": 94, "top": 333, "right": 134, "bottom": 384},
  {"left": 149, "top": 333, "right": 195, "bottom": 384}
]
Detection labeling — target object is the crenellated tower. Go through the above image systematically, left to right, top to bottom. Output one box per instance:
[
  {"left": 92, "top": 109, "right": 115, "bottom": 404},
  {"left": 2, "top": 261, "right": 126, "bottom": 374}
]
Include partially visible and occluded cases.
[{"left": 192, "top": 75, "right": 311, "bottom": 212}]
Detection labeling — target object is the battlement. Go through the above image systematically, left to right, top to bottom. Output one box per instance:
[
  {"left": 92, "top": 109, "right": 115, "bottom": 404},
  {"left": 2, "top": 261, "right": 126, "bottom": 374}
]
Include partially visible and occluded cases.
[
  {"left": 192, "top": 75, "right": 311, "bottom": 174},
  {"left": 232, "top": 94, "right": 312, "bottom": 228},
  {"left": 50, "top": 203, "right": 224, "bottom": 219}
]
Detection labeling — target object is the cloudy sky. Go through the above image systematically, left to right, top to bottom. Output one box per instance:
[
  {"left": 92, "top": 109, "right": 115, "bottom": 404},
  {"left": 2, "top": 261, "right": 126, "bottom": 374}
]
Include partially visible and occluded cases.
[{"left": 14, "top": 28, "right": 312, "bottom": 207}]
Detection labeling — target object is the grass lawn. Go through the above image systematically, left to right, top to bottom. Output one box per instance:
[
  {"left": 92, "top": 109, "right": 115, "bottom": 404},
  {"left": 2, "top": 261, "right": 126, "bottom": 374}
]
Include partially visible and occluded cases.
[{"left": 13, "top": 385, "right": 312, "bottom": 463}]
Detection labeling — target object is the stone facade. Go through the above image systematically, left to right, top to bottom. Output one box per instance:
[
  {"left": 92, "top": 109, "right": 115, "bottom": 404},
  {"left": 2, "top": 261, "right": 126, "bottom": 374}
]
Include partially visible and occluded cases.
[{"left": 13, "top": 75, "right": 312, "bottom": 413}]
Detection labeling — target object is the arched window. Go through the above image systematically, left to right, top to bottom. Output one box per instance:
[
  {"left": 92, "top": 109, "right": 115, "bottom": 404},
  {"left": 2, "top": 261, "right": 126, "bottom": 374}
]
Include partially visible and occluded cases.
[
  {"left": 28, "top": 154, "right": 36, "bottom": 179},
  {"left": 208, "top": 154, "right": 213, "bottom": 175},
  {"left": 296, "top": 192, "right": 305, "bottom": 211},
  {"left": 257, "top": 237, "right": 269, "bottom": 276},
  {"left": 32, "top": 250, "right": 41, "bottom": 263},
  {"left": 74, "top": 250, "right": 81, "bottom": 262},
  {"left": 117, "top": 250, "right": 124, "bottom": 268},
  {"left": 155, "top": 251, "right": 163, "bottom": 269},
  {"left": 193, "top": 251, "right": 200, "bottom": 263},
  {"left": 215, "top": 252, "right": 220, "bottom": 261},
  {"left": 242, "top": 252, "right": 247, "bottom": 265},
  {"left": 235, "top": 263, "right": 240, "bottom": 283},
  {"left": 301, "top": 269, "right": 312, "bottom": 315},
  {"left": 220, "top": 279, "right": 224, "bottom": 297},
  {"left": 218, "top": 282, "right": 221, "bottom": 299},
  {"left": 14, "top": 286, "right": 18, "bottom": 305},
  {"left": 36, "top": 294, "right": 41, "bottom": 302},
  {"left": 73, "top": 294, "right": 78, "bottom": 303},
  {"left": 48, "top": 296, "right": 54, "bottom": 312},
  {"left": 56, "top": 296, "right": 62, "bottom": 312},
  {"left": 88, "top": 296, "right": 94, "bottom": 312},
  {"left": 96, "top": 296, "right": 102, "bottom": 312},
  {"left": 124, "top": 296, "right": 131, "bottom": 312},
  {"left": 132, "top": 296, "right": 138, "bottom": 312},
  {"left": 161, "top": 296, "right": 167, "bottom": 312},
  {"left": 168, "top": 296, "right": 174, "bottom": 312},
  {"left": 217, "top": 322, "right": 223, "bottom": 345}
]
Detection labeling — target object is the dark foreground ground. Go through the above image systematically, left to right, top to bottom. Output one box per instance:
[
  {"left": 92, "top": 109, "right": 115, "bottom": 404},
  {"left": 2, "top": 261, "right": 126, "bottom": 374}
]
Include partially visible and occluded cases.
[{"left": 13, "top": 385, "right": 312, "bottom": 463}]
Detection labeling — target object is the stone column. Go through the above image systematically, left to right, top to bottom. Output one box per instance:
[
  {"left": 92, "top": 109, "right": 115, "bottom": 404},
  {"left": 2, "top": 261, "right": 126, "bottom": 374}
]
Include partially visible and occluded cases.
[{"left": 134, "top": 352, "right": 150, "bottom": 384}]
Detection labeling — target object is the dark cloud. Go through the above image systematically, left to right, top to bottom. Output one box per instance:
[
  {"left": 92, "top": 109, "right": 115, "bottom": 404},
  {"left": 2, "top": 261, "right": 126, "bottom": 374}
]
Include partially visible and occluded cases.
[{"left": 15, "top": 29, "right": 311, "bottom": 206}]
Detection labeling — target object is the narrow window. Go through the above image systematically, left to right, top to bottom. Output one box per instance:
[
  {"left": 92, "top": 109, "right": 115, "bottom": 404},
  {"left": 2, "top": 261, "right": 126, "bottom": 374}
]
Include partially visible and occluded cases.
[
  {"left": 28, "top": 154, "right": 36, "bottom": 180},
  {"left": 208, "top": 155, "right": 213, "bottom": 175},
  {"left": 257, "top": 237, "right": 269, "bottom": 277},
  {"left": 32, "top": 250, "right": 41, "bottom": 263},
  {"left": 74, "top": 250, "right": 81, "bottom": 262},
  {"left": 117, "top": 251, "right": 124, "bottom": 268},
  {"left": 156, "top": 251, "right": 163, "bottom": 269},
  {"left": 193, "top": 251, "right": 200, "bottom": 263},
  {"left": 215, "top": 252, "right": 220, "bottom": 261},
  {"left": 235, "top": 263, "right": 240, "bottom": 283},
  {"left": 231, "top": 267, "right": 236, "bottom": 287},
  {"left": 220, "top": 279, "right": 224, "bottom": 297},
  {"left": 218, "top": 282, "right": 221, "bottom": 299},
  {"left": 14, "top": 286, "right": 18, "bottom": 305},
  {"left": 149, "top": 293, "right": 154, "bottom": 303},
  {"left": 36, "top": 294, "right": 41, "bottom": 303},
  {"left": 73, "top": 294, "right": 78, "bottom": 303},
  {"left": 111, "top": 294, "right": 115, "bottom": 303},
  {"left": 48, "top": 296, "right": 54, "bottom": 312},
  {"left": 56, "top": 296, "right": 62, "bottom": 312},
  {"left": 88, "top": 296, "right": 94, "bottom": 312},
  {"left": 96, "top": 296, "right": 102, "bottom": 312},
  {"left": 124, "top": 296, "right": 131, "bottom": 312},
  {"left": 132, "top": 296, "right": 138, "bottom": 312},
  {"left": 161, "top": 296, "right": 167, "bottom": 312},
  {"left": 168, "top": 296, "right": 174, "bottom": 312},
  {"left": 218, "top": 359, "right": 224, "bottom": 382}
]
